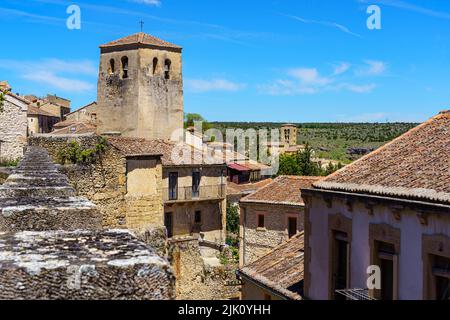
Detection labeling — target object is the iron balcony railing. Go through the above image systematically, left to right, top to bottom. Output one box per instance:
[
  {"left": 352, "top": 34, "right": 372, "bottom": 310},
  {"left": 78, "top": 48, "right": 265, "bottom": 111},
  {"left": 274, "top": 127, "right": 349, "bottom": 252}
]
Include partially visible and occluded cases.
[{"left": 163, "top": 184, "right": 226, "bottom": 202}]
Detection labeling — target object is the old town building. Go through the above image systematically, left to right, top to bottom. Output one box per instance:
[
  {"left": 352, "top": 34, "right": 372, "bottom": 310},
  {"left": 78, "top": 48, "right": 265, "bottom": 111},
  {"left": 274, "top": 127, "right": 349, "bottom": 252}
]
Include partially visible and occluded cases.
[
  {"left": 96, "top": 33, "right": 184, "bottom": 140},
  {"left": 0, "top": 89, "right": 29, "bottom": 160},
  {"left": 301, "top": 111, "right": 450, "bottom": 300},
  {"left": 239, "top": 176, "right": 320, "bottom": 266},
  {"left": 238, "top": 232, "right": 305, "bottom": 300}
]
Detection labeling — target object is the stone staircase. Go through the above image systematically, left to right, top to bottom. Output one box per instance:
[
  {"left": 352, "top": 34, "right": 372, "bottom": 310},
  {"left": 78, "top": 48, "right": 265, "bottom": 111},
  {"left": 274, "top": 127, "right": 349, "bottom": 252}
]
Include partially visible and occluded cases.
[
  {"left": 0, "top": 146, "right": 101, "bottom": 231},
  {"left": 0, "top": 146, "right": 175, "bottom": 300}
]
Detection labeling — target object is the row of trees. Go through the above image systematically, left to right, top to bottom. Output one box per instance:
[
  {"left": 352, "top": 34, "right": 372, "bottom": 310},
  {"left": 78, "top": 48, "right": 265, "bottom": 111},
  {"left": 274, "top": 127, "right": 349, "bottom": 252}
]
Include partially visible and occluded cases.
[{"left": 278, "top": 143, "right": 344, "bottom": 177}]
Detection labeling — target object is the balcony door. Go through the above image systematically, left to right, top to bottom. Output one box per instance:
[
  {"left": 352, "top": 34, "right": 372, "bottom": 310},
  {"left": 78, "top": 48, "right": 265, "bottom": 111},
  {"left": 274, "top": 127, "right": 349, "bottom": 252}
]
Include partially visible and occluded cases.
[
  {"left": 192, "top": 171, "right": 201, "bottom": 198},
  {"left": 169, "top": 172, "right": 178, "bottom": 200}
]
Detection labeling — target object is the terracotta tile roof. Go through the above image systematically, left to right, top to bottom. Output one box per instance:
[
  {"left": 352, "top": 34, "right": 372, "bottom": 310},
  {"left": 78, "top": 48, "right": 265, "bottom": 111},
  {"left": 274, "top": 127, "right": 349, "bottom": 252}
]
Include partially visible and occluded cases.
[
  {"left": 100, "top": 32, "right": 181, "bottom": 50},
  {"left": 27, "top": 105, "right": 58, "bottom": 117},
  {"left": 314, "top": 111, "right": 450, "bottom": 204},
  {"left": 51, "top": 122, "right": 97, "bottom": 135},
  {"left": 107, "top": 137, "right": 226, "bottom": 166},
  {"left": 241, "top": 176, "right": 322, "bottom": 206},
  {"left": 227, "top": 179, "right": 273, "bottom": 196},
  {"left": 238, "top": 232, "right": 305, "bottom": 300}
]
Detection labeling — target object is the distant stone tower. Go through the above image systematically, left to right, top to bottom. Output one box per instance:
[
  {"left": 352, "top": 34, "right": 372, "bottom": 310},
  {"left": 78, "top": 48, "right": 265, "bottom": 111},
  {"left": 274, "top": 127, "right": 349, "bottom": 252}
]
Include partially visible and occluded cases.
[
  {"left": 97, "top": 33, "right": 184, "bottom": 139},
  {"left": 280, "top": 124, "right": 297, "bottom": 147}
]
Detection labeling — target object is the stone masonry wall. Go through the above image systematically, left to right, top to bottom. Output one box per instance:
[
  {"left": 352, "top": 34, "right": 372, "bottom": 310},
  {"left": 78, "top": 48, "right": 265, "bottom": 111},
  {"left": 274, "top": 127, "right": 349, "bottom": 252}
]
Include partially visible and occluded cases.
[
  {"left": 0, "top": 97, "right": 28, "bottom": 160},
  {"left": 29, "top": 135, "right": 164, "bottom": 230},
  {"left": 0, "top": 146, "right": 175, "bottom": 300},
  {"left": 239, "top": 203, "right": 303, "bottom": 266},
  {"left": 170, "top": 237, "right": 239, "bottom": 300}
]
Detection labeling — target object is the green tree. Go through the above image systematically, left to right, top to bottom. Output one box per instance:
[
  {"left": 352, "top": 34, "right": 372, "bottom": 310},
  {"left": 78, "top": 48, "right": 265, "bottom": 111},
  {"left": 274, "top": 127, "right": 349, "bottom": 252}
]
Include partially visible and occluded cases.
[
  {"left": 297, "top": 143, "right": 322, "bottom": 176},
  {"left": 278, "top": 154, "right": 300, "bottom": 176},
  {"left": 226, "top": 205, "right": 239, "bottom": 235}
]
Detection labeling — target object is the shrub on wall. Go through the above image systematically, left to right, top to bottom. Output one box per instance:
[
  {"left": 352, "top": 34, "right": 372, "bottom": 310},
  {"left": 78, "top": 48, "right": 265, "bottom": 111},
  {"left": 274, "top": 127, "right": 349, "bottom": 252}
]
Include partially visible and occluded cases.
[{"left": 57, "top": 137, "right": 107, "bottom": 165}]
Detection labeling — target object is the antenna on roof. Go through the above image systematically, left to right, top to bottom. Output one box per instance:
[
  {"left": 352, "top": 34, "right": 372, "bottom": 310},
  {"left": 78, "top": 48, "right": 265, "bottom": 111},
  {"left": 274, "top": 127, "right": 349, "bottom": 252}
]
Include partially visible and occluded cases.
[{"left": 140, "top": 20, "right": 144, "bottom": 32}]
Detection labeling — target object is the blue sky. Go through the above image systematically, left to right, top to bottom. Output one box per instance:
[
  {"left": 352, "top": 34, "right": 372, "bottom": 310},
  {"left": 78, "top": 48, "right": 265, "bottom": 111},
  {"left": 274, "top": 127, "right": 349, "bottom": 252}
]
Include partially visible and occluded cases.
[{"left": 1, "top": 0, "right": 450, "bottom": 122}]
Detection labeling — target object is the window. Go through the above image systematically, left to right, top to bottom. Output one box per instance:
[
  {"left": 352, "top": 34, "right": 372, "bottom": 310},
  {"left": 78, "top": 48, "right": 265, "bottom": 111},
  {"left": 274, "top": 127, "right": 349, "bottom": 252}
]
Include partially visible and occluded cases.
[
  {"left": 121, "top": 56, "right": 129, "bottom": 79},
  {"left": 152, "top": 57, "right": 158, "bottom": 75},
  {"left": 109, "top": 59, "right": 115, "bottom": 74},
  {"left": 164, "top": 59, "right": 171, "bottom": 80},
  {"left": 192, "top": 171, "right": 201, "bottom": 198},
  {"left": 168, "top": 172, "right": 178, "bottom": 200},
  {"left": 194, "top": 211, "right": 202, "bottom": 224},
  {"left": 165, "top": 212, "right": 173, "bottom": 238},
  {"left": 257, "top": 214, "right": 265, "bottom": 229},
  {"left": 288, "top": 217, "right": 297, "bottom": 238},
  {"left": 332, "top": 231, "right": 349, "bottom": 300},
  {"left": 374, "top": 241, "right": 398, "bottom": 300},
  {"left": 433, "top": 256, "right": 450, "bottom": 300}
]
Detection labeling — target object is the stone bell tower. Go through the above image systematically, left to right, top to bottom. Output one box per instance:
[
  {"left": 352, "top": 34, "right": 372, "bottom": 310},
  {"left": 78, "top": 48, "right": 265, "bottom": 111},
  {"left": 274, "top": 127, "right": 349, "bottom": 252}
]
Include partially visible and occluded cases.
[{"left": 97, "top": 32, "right": 184, "bottom": 139}]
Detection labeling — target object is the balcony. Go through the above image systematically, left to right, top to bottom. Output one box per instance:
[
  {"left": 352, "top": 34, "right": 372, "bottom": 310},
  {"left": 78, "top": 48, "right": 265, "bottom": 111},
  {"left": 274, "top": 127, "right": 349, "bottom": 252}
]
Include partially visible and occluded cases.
[{"left": 163, "top": 184, "right": 226, "bottom": 203}]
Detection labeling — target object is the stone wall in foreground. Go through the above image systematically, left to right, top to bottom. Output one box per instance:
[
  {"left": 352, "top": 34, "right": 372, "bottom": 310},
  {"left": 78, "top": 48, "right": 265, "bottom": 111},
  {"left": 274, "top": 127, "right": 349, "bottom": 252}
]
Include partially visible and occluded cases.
[
  {"left": 0, "top": 146, "right": 175, "bottom": 300},
  {"left": 0, "top": 230, "right": 175, "bottom": 300}
]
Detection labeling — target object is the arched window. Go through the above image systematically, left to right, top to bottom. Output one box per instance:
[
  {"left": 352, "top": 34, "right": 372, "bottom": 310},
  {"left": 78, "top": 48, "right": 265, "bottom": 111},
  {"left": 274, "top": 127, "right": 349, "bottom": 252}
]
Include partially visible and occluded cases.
[
  {"left": 121, "top": 56, "right": 129, "bottom": 79},
  {"left": 152, "top": 57, "right": 158, "bottom": 75},
  {"left": 109, "top": 59, "right": 115, "bottom": 74},
  {"left": 164, "top": 59, "right": 171, "bottom": 80}
]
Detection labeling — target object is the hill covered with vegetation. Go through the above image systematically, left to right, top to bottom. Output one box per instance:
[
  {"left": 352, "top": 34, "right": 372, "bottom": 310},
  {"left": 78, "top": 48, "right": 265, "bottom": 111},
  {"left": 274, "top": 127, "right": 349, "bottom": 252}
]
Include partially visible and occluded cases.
[{"left": 210, "top": 121, "right": 417, "bottom": 163}]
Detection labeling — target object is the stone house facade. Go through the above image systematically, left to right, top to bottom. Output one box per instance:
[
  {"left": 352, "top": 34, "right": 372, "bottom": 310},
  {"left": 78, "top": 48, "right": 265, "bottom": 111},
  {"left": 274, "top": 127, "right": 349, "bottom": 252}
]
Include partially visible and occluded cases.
[
  {"left": 0, "top": 91, "right": 29, "bottom": 160},
  {"left": 27, "top": 105, "right": 60, "bottom": 135},
  {"left": 301, "top": 111, "right": 450, "bottom": 300},
  {"left": 29, "top": 134, "right": 164, "bottom": 230},
  {"left": 107, "top": 137, "right": 227, "bottom": 243},
  {"left": 239, "top": 176, "right": 320, "bottom": 267},
  {"left": 238, "top": 232, "right": 305, "bottom": 300}
]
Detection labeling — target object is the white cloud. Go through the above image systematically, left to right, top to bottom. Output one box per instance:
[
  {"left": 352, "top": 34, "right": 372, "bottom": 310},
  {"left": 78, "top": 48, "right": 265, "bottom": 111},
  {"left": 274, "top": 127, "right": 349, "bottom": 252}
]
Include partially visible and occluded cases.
[
  {"left": 128, "top": 0, "right": 161, "bottom": 6},
  {"left": 286, "top": 14, "right": 362, "bottom": 38},
  {"left": 0, "top": 58, "right": 96, "bottom": 93},
  {"left": 356, "top": 60, "right": 387, "bottom": 76},
  {"left": 259, "top": 62, "right": 378, "bottom": 96},
  {"left": 333, "top": 62, "right": 351, "bottom": 75},
  {"left": 288, "top": 68, "right": 332, "bottom": 86},
  {"left": 23, "top": 71, "right": 94, "bottom": 92},
  {"left": 185, "top": 79, "right": 246, "bottom": 93}
]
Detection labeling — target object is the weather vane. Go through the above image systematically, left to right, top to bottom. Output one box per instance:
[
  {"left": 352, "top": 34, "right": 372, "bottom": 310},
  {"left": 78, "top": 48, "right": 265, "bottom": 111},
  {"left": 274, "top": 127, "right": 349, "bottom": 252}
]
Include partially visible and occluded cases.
[{"left": 140, "top": 20, "right": 144, "bottom": 32}]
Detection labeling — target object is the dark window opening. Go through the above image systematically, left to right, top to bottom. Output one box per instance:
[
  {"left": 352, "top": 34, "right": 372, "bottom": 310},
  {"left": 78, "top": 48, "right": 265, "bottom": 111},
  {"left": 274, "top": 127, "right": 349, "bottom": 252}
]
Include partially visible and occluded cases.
[
  {"left": 121, "top": 56, "right": 129, "bottom": 79},
  {"left": 153, "top": 57, "right": 158, "bottom": 75},
  {"left": 109, "top": 59, "right": 115, "bottom": 74},
  {"left": 164, "top": 59, "right": 171, "bottom": 80},
  {"left": 192, "top": 171, "right": 201, "bottom": 198},
  {"left": 169, "top": 172, "right": 178, "bottom": 200},
  {"left": 194, "top": 211, "right": 202, "bottom": 224},
  {"left": 165, "top": 212, "right": 173, "bottom": 238},
  {"left": 257, "top": 214, "right": 265, "bottom": 229},
  {"left": 288, "top": 217, "right": 297, "bottom": 238},
  {"left": 333, "top": 231, "right": 349, "bottom": 300},
  {"left": 376, "top": 241, "right": 396, "bottom": 300},
  {"left": 433, "top": 255, "right": 450, "bottom": 300}
]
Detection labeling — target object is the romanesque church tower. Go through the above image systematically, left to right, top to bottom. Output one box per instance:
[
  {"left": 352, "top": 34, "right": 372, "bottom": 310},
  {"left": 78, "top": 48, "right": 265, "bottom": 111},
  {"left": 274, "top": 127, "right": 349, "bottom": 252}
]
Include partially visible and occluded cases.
[{"left": 97, "top": 32, "right": 184, "bottom": 139}]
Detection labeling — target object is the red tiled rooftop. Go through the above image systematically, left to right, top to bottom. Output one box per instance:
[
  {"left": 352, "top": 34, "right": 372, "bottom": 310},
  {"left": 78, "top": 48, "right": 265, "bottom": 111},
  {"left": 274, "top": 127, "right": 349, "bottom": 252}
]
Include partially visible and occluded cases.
[
  {"left": 100, "top": 32, "right": 181, "bottom": 50},
  {"left": 314, "top": 111, "right": 450, "bottom": 204},
  {"left": 241, "top": 176, "right": 322, "bottom": 206},
  {"left": 238, "top": 232, "right": 305, "bottom": 300}
]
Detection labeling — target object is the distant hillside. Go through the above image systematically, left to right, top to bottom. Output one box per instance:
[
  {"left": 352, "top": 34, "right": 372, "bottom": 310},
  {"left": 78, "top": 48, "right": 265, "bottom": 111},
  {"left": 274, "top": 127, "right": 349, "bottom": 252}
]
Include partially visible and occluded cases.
[{"left": 210, "top": 122, "right": 418, "bottom": 162}]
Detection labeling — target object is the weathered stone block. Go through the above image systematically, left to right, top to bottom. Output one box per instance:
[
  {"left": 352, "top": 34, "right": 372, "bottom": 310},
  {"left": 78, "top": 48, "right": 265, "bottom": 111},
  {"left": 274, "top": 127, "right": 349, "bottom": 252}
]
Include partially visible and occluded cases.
[{"left": 0, "top": 230, "right": 175, "bottom": 300}]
